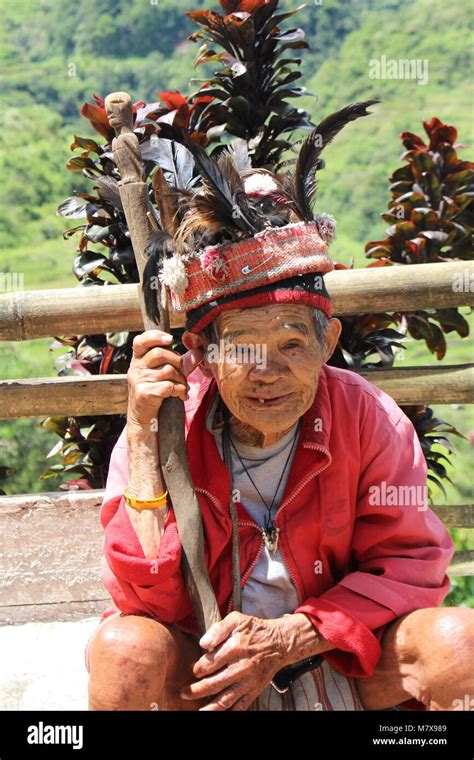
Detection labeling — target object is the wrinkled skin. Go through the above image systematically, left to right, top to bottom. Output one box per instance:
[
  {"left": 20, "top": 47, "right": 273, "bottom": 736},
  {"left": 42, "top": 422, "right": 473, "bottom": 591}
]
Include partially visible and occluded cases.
[{"left": 182, "top": 303, "right": 342, "bottom": 447}]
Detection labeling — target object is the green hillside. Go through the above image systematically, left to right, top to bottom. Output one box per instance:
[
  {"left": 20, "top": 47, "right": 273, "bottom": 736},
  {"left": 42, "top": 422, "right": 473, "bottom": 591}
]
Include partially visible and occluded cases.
[
  {"left": 1, "top": 0, "right": 416, "bottom": 252},
  {"left": 1, "top": 0, "right": 471, "bottom": 265},
  {"left": 303, "top": 0, "right": 473, "bottom": 262}
]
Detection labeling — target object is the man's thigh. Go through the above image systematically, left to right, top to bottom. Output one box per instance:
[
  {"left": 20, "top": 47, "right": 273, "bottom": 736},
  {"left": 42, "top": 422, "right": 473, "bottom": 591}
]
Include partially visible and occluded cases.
[{"left": 160, "top": 622, "right": 210, "bottom": 711}]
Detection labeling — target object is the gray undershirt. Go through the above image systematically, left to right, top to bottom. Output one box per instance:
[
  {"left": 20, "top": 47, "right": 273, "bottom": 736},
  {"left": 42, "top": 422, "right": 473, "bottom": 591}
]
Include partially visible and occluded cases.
[{"left": 205, "top": 396, "right": 300, "bottom": 618}]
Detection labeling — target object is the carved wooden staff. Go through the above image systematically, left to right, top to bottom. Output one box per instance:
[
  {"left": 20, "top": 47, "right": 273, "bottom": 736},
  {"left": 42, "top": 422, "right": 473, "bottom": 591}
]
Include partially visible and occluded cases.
[{"left": 104, "top": 92, "right": 221, "bottom": 636}]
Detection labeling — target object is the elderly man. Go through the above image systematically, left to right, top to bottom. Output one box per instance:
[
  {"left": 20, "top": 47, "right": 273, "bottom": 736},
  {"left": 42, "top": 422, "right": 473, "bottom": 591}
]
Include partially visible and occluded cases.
[
  {"left": 85, "top": 124, "right": 473, "bottom": 711},
  {"left": 86, "top": 299, "right": 474, "bottom": 712}
]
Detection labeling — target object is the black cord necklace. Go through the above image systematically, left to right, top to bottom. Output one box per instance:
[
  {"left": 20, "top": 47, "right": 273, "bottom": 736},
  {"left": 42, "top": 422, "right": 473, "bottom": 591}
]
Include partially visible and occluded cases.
[{"left": 225, "top": 415, "right": 301, "bottom": 555}]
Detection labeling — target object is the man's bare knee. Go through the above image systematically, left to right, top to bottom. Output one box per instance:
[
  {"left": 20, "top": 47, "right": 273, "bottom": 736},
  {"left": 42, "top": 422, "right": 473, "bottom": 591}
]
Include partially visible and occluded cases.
[
  {"left": 357, "top": 607, "right": 474, "bottom": 711},
  {"left": 389, "top": 607, "right": 474, "bottom": 710},
  {"left": 412, "top": 607, "right": 474, "bottom": 709},
  {"left": 88, "top": 614, "right": 176, "bottom": 710}
]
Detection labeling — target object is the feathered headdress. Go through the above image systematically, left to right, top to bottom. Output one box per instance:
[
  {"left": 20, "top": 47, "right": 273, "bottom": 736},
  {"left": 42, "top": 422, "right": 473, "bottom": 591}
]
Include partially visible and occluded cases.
[{"left": 143, "top": 100, "right": 378, "bottom": 333}]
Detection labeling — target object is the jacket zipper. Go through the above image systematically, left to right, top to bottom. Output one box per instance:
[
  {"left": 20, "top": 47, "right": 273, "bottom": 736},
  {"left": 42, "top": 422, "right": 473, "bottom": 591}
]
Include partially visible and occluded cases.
[
  {"left": 275, "top": 443, "right": 332, "bottom": 521},
  {"left": 196, "top": 444, "right": 332, "bottom": 615},
  {"left": 274, "top": 444, "right": 332, "bottom": 605},
  {"left": 194, "top": 485, "right": 227, "bottom": 517},
  {"left": 194, "top": 487, "right": 265, "bottom": 616},
  {"left": 226, "top": 521, "right": 264, "bottom": 615}
]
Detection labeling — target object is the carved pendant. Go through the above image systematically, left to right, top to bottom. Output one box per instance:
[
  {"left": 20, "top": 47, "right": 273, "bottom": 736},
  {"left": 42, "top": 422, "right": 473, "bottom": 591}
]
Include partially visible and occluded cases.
[{"left": 263, "top": 526, "right": 280, "bottom": 554}]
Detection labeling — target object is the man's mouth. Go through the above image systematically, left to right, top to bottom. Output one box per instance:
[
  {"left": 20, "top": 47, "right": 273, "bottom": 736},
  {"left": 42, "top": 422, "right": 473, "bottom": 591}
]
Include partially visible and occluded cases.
[{"left": 245, "top": 394, "right": 292, "bottom": 407}]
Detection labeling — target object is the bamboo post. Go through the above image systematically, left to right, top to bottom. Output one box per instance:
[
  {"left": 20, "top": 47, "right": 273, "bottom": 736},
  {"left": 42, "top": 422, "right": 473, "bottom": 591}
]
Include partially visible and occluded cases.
[
  {"left": 104, "top": 92, "right": 221, "bottom": 636},
  {"left": 1, "top": 261, "right": 472, "bottom": 342},
  {"left": 0, "top": 364, "right": 473, "bottom": 418}
]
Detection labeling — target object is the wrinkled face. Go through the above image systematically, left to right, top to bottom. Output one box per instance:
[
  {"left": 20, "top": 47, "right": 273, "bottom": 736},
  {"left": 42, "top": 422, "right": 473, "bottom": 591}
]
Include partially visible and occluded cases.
[{"left": 185, "top": 303, "right": 341, "bottom": 436}]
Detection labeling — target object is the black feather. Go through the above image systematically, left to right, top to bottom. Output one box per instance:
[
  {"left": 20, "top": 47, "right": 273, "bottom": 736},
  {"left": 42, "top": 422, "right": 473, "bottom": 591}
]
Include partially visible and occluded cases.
[
  {"left": 288, "top": 99, "right": 380, "bottom": 220},
  {"left": 181, "top": 130, "right": 262, "bottom": 235},
  {"left": 142, "top": 136, "right": 196, "bottom": 191},
  {"left": 227, "top": 138, "right": 253, "bottom": 174},
  {"left": 142, "top": 230, "right": 175, "bottom": 325}
]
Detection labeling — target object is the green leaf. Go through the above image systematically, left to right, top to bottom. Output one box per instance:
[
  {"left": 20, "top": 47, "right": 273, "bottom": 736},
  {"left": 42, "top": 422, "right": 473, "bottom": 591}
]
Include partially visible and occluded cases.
[
  {"left": 70, "top": 135, "right": 102, "bottom": 154},
  {"left": 46, "top": 439, "right": 65, "bottom": 459}
]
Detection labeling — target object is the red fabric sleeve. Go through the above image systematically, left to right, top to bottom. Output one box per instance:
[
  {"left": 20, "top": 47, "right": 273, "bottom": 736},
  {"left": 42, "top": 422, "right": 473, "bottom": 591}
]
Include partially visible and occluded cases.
[
  {"left": 294, "top": 411, "right": 455, "bottom": 678},
  {"left": 98, "top": 425, "right": 191, "bottom": 625}
]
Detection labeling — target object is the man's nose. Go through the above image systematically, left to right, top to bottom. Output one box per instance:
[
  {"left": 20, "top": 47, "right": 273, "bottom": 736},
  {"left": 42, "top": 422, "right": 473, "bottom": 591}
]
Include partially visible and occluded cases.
[{"left": 247, "top": 358, "right": 288, "bottom": 382}]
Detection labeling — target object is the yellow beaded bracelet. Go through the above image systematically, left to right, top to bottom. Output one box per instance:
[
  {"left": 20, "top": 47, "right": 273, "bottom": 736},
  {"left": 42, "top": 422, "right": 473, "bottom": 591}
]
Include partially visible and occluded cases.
[{"left": 124, "top": 487, "right": 168, "bottom": 511}]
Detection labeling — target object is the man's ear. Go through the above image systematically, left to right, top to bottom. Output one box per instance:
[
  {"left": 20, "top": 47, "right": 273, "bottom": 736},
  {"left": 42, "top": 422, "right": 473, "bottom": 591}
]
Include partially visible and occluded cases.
[
  {"left": 324, "top": 318, "right": 342, "bottom": 362},
  {"left": 182, "top": 330, "right": 214, "bottom": 377},
  {"left": 182, "top": 330, "right": 202, "bottom": 352}
]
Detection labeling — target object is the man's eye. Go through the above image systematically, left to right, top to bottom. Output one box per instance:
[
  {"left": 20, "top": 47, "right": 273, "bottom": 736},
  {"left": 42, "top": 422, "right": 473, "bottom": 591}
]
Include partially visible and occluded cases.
[{"left": 283, "top": 342, "right": 302, "bottom": 349}]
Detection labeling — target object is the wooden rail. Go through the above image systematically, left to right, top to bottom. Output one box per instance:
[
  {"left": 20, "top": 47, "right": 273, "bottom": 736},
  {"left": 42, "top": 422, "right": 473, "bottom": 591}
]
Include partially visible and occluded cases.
[
  {"left": 1, "top": 260, "right": 473, "bottom": 341},
  {"left": 0, "top": 364, "right": 472, "bottom": 419},
  {"left": 0, "top": 490, "right": 472, "bottom": 624},
  {"left": 1, "top": 490, "right": 471, "bottom": 528},
  {"left": 0, "top": 491, "right": 103, "bottom": 609}
]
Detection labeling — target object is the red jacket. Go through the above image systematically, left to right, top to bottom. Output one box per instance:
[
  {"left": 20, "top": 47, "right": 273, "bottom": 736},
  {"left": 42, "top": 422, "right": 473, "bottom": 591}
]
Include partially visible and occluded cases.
[{"left": 99, "top": 363, "right": 454, "bottom": 679}]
